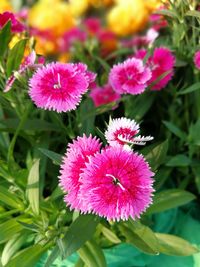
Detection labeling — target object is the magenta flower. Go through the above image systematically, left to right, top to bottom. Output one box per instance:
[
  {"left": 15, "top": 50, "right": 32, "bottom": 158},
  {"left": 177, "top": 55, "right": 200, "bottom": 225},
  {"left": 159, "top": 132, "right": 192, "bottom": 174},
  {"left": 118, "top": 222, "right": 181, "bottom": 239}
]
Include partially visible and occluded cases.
[
  {"left": 0, "top": 12, "right": 25, "bottom": 33},
  {"left": 148, "top": 47, "right": 175, "bottom": 91},
  {"left": 194, "top": 50, "right": 200, "bottom": 70},
  {"left": 109, "top": 58, "right": 151, "bottom": 95},
  {"left": 29, "top": 62, "right": 96, "bottom": 112},
  {"left": 89, "top": 83, "right": 121, "bottom": 107},
  {"left": 105, "top": 117, "right": 153, "bottom": 147},
  {"left": 59, "top": 135, "right": 102, "bottom": 211},
  {"left": 80, "top": 146, "right": 154, "bottom": 221}
]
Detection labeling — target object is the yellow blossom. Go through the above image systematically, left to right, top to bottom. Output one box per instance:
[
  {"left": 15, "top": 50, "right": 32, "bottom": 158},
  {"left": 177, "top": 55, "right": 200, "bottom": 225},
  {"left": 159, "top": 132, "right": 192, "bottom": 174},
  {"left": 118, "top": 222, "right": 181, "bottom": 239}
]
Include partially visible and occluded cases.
[
  {"left": 0, "top": 0, "right": 12, "bottom": 13},
  {"left": 28, "top": 0, "right": 75, "bottom": 38},
  {"left": 68, "top": 0, "right": 89, "bottom": 17},
  {"left": 107, "top": 0, "right": 149, "bottom": 36}
]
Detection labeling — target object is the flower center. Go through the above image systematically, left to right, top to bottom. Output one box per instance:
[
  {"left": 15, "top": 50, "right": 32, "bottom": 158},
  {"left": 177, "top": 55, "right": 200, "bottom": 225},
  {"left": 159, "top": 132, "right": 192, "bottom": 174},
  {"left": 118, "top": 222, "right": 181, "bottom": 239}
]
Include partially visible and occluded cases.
[
  {"left": 53, "top": 73, "right": 62, "bottom": 89},
  {"left": 106, "top": 174, "right": 125, "bottom": 191}
]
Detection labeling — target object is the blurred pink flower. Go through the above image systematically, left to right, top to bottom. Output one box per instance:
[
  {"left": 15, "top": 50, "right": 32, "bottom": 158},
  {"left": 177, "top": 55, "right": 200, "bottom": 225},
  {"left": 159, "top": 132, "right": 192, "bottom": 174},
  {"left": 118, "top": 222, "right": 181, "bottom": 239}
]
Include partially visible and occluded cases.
[
  {"left": 0, "top": 12, "right": 25, "bottom": 33},
  {"left": 84, "top": 17, "right": 101, "bottom": 35},
  {"left": 148, "top": 47, "right": 175, "bottom": 90},
  {"left": 194, "top": 50, "right": 200, "bottom": 70},
  {"left": 109, "top": 58, "right": 151, "bottom": 95},
  {"left": 29, "top": 62, "right": 96, "bottom": 112},
  {"left": 89, "top": 83, "right": 121, "bottom": 107},
  {"left": 105, "top": 117, "right": 153, "bottom": 147},
  {"left": 59, "top": 135, "right": 102, "bottom": 211},
  {"left": 80, "top": 146, "right": 154, "bottom": 221}
]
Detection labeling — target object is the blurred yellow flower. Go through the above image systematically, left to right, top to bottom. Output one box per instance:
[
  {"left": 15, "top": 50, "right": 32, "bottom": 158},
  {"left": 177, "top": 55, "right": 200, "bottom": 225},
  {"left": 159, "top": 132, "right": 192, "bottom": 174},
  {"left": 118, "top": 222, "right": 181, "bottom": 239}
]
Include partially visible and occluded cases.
[
  {"left": 0, "top": 0, "right": 12, "bottom": 13},
  {"left": 28, "top": 0, "right": 75, "bottom": 38},
  {"left": 69, "top": 0, "right": 89, "bottom": 17},
  {"left": 89, "top": 0, "right": 114, "bottom": 7},
  {"left": 107, "top": 0, "right": 149, "bottom": 36},
  {"left": 144, "top": 0, "right": 164, "bottom": 12}
]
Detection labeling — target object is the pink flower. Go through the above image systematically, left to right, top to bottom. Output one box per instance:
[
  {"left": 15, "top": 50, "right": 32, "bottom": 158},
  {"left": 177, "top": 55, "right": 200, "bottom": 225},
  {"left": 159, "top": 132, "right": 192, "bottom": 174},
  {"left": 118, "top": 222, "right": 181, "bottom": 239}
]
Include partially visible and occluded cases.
[
  {"left": 0, "top": 12, "right": 25, "bottom": 33},
  {"left": 84, "top": 17, "right": 101, "bottom": 35},
  {"left": 148, "top": 47, "right": 175, "bottom": 91},
  {"left": 134, "top": 49, "right": 147, "bottom": 60},
  {"left": 194, "top": 50, "right": 200, "bottom": 70},
  {"left": 4, "top": 51, "right": 43, "bottom": 92},
  {"left": 109, "top": 58, "right": 151, "bottom": 95},
  {"left": 29, "top": 62, "right": 96, "bottom": 112},
  {"left": 89, "top": 83, "right": 121, "bottom": 107},
  {"left": 105, "top": 117, "right": 153, "bottom": 147},
  {"left": 59, "top": 135, "right": 102, "bottom": 211},
  {"left": 80, "top": 146, "right": 154, "bottom": 221}
]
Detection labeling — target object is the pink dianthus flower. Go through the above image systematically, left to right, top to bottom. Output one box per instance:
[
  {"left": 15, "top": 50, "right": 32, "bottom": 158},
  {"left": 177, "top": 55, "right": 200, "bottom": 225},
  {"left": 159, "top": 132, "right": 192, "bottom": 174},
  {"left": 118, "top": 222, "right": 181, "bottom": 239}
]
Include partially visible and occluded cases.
[
  {"left": 0, "top": 12, "right": 25, "bottom": 33},
  {"left": 148, "top": 47, "right": 175, "bottom": 91},
  {"left": 194, "top": 50, "right": 200, "bottom": 70},
  {"left": 109, "top": 58, "right": 151, "bottom": 95},
  {"left": 29, "top": 62, "right": 96, "bottom": 112},
  {"left": 89, "top": 83, "right": 121, "bottom": 107},
  {"left": 105, "top": 117, "right": 153, "bottom": 147},
  {"left": 59, "top": 135, "right": 102, "bottom": 211},
  {"left": 80, "top": 146, "right": 154, "bottom": 221}
]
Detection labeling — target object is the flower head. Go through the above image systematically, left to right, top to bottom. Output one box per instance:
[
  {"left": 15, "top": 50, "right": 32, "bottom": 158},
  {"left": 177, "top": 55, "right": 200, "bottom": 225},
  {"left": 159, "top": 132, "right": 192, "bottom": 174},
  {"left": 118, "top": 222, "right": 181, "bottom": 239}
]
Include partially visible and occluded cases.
[
  {"left": 0, "top": 12, "right": 25, "bottom": 33},
  {"left": 148, "top": 47, "right": 175, "bottom": 90},
  {"left": 194, "top": 50, "right": 200, "bottom": 70},
  {"left": 109, "top": 57, "right": 151, "bottom": 95},
  {"left": 29, "top": 62, "right": 96, "bottom": 112},
  {"left": 89, "top": 83, "right": 121, "bottom": 107},
  {"left": 105, "top": 117, "right": 153, "bottom": 147},
  {"left": 59, "top": 135, "right": 102, "bottom": 211},
  {"left": 80, "top": 146, "right": 154, "bottom": 221}
]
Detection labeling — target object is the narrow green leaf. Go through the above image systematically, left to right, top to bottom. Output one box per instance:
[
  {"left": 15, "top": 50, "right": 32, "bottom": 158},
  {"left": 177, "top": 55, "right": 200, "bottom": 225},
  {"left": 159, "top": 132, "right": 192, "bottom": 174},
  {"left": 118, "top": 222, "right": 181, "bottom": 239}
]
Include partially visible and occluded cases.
[
  {"left": 155, "top": 9, "right": 179, "bottom": 19},
  {"left": 185, "top": 10, "right": 200, "bottom": 20},
  {"left": 0, "top": 21, "right": 12, "bottom": 58},
  {"left": 6, "top": 39, "right": 27, "bottom": 76},
  {"left": 177, "top": 82, "right": 200, "bottom": 95},
  {"left": 79, "top": 99, "right": 96, "bottom": 135},
  {"left": 189, "top": 118, "right": 200, "bottom": 146},
  {"left": 163, "top": 121, "right": 187, "bottom": 140},
  {"left": 144, "top": 140, "right": 168, "bottom": 170},
  {"left": 38, "top": 148, "right": 62, "bottom": 165},
  {"left": 166, "top": 154, "right": 191, "bottom": 167},
  {"left": 26, "top": 159, "right": 40, "bottom": 215},
  {"left": 0, "top": 185, "right": 23, "bottom": 209},
  {"left": 147, "top": 189, "right": 196, "bottom": 214},
  {"left": 60, "top": 214, "right": 99, "bottom": 259},
  {"left": 0, "top": 219, "right": 23, "bottom": 244},
  {"left": 119, "top": 221, "right": 159, "bottom": 255},
  {"left": 101, "top": 226, "right": 121, "bottom": 244},
  {"left": 1, "top": 232, "right": 28, "bottom": 266},
  {"left": 155, "top": 233, "right": 199, "bottom": 256},
  {"left": 78, "top": 240, "right": 107, "bottom": 267},
  {"left": 5, "top": 244, "right": 49, "bottom": 267},
  {"left": 44, "top": 246, "right": 60, "bottom": 267}
]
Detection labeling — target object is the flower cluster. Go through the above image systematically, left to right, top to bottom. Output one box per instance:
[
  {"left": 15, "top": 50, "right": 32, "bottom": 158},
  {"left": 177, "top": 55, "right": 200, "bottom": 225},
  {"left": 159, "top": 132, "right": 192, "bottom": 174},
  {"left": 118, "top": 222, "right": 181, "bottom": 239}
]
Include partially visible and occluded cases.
[{"left": 59, "top": 117, "right": 154, "bottom": 221}]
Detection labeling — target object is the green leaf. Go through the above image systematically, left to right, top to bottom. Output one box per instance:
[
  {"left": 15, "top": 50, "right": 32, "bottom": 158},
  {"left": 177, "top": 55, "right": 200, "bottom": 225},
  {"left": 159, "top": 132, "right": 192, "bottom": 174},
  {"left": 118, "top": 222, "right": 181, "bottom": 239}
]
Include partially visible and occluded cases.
[
  {"left": 155, "top": 9, "right": 179, "bottom": 19},
  {"left": 185, "top": 10, "right": 200, "bottom": 20},
  {"left": 0, "top": 21, "right": 12, "bottom": 59},
  {"left": 6, "top": 39, "right": 27, "bottom": 77},
  {"left": 177, "top": 82, "right": 200, "bottom": 95},
  {"left": 125, "top": 93, "right": 155, "bottom": 121},
  {"left": 79, "top": 99, "right": 96, "bottom": 135},
  {"left": 189, "top": 118, "right": 200, "bottom": 146},
  {"left": 163, "top": 121, "right": 187, "bottom": 140},
  {"left": 144, "top": 140, "right": 168, "bottom": 170},
  {"left": 38, "top": 148, "right": 62, "bottom": 165},
  {"left": 166, "top": 154, "right": 191, "bottom": 167},
  {"left": 26, "top": 159, "right": 40, "bottom": 215},
  {"left": 193, "top": 166, "right": 200, "bottom": 193},
  {"left": 0, "top": 185, "right": 24, "bottom": 209},
  {"left": 146, "top": 189, "right": 196, "bottom": 214},
  {"left": 61, "top": 214, "right": 99, "bottom": 259},
  {"left": 0, "top": 219, "right": 23, "bottom": 244},
  {"left": 119, "top": 221, "right": 159, "bottom": 255},
  {"left": 101, "top": 226, "right": 121, "bottom": 244},
  {"left": 1, "top": 232, "right": 28, "bottom": 266},
  {"left": 155, "top": 233, "right": 199, "bottom": 256},
  {"left": 78, "top": 240, "right": 107, "bottom": 267},
  {"left": 5, "top": 244, "right": 49, "bottom": 267},
  {"left": 44, "top": 246, "right": 60, "bottom": 267}
]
